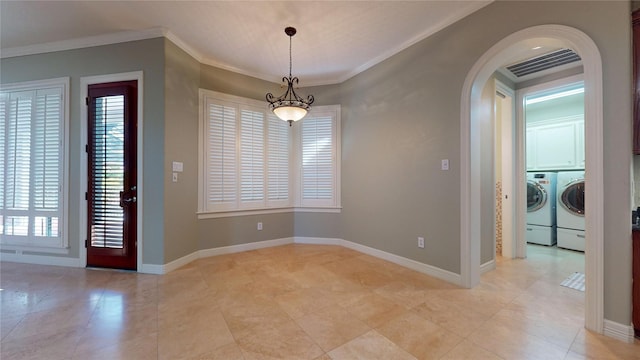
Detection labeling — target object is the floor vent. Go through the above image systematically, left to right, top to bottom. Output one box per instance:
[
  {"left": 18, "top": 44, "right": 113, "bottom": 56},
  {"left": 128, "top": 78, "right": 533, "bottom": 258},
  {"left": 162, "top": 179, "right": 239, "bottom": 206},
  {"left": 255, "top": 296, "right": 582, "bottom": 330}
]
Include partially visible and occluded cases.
[{"left": 506, "top": 49, "right": 581, "bottom": 78}]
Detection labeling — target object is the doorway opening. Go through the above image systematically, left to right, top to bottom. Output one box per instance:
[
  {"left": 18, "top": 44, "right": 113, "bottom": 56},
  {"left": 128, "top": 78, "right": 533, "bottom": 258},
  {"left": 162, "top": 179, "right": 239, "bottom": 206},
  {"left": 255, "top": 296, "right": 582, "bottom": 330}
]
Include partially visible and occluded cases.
[
  {"left": 460, "top": 25, "right": 604, "bottom": 333},
  {"left": 80, "top": 71, "right": 144, "bottom": 272},
  {"left": 86, "top": 80, "right": 138, "bottom": 270}
]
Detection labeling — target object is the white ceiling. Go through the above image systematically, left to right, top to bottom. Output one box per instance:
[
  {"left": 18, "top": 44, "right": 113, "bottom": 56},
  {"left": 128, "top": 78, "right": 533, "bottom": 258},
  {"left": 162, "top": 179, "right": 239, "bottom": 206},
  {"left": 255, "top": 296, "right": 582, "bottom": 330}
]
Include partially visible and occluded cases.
[{"left": 0, "top": 1, "right": 493, "bottom": 86}]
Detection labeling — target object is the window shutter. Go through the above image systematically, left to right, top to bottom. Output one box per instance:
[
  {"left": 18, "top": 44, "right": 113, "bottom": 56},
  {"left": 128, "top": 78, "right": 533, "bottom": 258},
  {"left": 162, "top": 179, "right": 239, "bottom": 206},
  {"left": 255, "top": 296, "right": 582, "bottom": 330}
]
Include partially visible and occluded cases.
[
  {"left": 1, "top": 81, "right": 66, "bottom": 247},
  {"left": 33, "top": 89, "right": 62, "bottom": 237},
  {"left": 6, "top": 91, "right": 32, "bottom": 212},
  {"left": 0, "top": 94, "right": 5, "bottom": 234},
  {"left": 206, "top": 101, "right": 237, "bottom": 211},
  {"left": 240, "top": 108, "right": 264, "bottom": 207},
  {"left": 267, "top": 113, "right": 290, "bottom": 207},
  {"left": 301, "top": 113, "right": 336, "bottom": 207}
]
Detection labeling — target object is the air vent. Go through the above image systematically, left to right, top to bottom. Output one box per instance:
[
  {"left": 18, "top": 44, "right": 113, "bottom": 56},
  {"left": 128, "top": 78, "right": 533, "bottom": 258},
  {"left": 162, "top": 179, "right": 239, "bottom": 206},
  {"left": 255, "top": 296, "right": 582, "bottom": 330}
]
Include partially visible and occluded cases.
[{"left": 506, "top": 49, "right": 581, "bottom": 78}]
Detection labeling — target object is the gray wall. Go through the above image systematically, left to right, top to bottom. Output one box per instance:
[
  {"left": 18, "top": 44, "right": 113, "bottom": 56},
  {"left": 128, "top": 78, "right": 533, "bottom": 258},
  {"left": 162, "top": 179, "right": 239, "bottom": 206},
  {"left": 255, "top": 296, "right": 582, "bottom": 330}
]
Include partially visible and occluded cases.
[
  {"left": 0, "top": 0, "right": 633, "bottom": 327},
  {"left": 337, "top": 0, "right": 632, "bottom": 325},
  {"left": 0, "top": 39, "right": 166, "bottom": 265},
  {"left": 163, "top": 39, "right": 200, "bottom": 263}
]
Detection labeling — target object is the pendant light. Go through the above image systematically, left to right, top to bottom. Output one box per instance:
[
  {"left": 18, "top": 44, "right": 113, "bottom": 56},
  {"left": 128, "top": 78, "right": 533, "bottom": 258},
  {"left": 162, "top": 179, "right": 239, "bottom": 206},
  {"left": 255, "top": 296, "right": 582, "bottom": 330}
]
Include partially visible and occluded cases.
[{"left": 266, "top": 26, "right": 314, "bottom": 126}]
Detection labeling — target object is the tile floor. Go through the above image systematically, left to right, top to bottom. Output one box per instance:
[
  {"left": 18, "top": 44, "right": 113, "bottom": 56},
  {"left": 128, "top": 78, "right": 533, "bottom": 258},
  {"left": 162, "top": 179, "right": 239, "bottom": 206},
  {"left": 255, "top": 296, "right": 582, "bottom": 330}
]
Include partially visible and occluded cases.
[{"left": 1, "top": 244, "right": 639, "bottom": 359}]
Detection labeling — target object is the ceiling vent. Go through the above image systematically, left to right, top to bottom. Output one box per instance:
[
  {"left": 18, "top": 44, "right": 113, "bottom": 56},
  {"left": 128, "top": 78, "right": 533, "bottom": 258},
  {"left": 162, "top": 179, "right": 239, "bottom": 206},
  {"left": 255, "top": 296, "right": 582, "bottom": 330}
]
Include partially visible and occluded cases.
[{"left": 506, "top": 49, "right": 581, "bottom": 78}]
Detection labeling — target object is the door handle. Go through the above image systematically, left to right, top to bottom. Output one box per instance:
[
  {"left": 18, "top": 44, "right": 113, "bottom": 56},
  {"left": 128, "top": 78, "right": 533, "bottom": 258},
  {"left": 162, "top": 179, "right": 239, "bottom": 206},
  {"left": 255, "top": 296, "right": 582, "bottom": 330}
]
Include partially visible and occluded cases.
[{"left": 119, "top": 191, "right": 137, "bottom": 207}]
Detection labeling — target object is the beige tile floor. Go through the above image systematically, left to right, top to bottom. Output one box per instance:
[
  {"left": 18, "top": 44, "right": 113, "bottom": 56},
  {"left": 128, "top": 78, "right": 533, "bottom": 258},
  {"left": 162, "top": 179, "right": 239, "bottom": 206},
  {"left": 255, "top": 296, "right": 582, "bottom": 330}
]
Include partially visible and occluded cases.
[{"left": 1, "top": 244, "right": 639, "bottom": 359}]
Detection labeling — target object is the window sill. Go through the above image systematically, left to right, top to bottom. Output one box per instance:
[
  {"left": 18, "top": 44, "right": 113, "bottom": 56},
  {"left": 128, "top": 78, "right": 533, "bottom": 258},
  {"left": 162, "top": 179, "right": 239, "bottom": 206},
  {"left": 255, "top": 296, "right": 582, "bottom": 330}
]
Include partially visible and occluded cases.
[
  {"left": 197, "top": 206, "right": 342, "bottom": 219},
  {"left": 0, "top": 244, "right": 70, "bottom": 255}
]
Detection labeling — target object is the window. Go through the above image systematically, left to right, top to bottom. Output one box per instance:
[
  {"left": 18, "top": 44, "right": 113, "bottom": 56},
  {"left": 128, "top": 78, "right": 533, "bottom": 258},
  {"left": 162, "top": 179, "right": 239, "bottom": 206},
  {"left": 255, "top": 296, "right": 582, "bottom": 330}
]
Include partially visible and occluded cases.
[
  {"left": 0, "top": 78, "right": 69, "bottom": 250},
  {"left": 199, "top": 90, "right": 340, "bottom": 217},
  {"left": 297, "top": 108, "right": 341, "bottom": 208}
]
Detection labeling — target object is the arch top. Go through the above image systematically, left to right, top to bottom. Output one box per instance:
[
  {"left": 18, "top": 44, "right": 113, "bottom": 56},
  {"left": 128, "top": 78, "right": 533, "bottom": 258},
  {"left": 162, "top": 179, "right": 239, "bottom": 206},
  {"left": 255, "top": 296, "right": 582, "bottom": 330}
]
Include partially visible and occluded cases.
[{"left": 459, "top": 23, "right": 604, "bottom": 333}]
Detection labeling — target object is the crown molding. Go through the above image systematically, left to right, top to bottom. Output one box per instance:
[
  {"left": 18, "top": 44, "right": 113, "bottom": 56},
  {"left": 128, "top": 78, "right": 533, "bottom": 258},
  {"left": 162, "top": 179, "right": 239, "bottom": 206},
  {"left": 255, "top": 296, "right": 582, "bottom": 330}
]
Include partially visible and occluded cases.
[
  {"left": 336, "top": 0, "right": 492, "bottom": 84},
  {"left": 1, "top": 27, "right": 168, "bottom": 59}
]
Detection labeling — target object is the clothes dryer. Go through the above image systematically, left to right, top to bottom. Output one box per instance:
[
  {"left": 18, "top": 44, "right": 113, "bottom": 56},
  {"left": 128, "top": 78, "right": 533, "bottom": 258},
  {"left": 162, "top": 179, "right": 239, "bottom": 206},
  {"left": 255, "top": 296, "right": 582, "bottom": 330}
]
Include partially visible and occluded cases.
[
  {"left": 556, "top": 171, "right": 585, "bottom": 251},
  {"left": 526, "top": 172, "right": 557, "bottom": 246}
]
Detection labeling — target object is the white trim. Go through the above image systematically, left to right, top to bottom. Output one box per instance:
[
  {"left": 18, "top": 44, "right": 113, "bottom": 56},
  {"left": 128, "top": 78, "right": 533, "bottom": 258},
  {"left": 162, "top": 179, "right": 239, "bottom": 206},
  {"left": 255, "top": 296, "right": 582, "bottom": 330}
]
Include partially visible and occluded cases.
[
  {"left": 335, "top": 1, "right": 492, "bottom": 86},
  {"left": 0, "top": 2, "right": 491, "bottom": 87},
  {"left": 460, "top": 25, "right": 604, "bottom": 333},
  {"left": 1, "top": 28, "right": 166, "bottom": 59},
  {"left": 79, "top": 71, "right": 144, "bottom": 271},
  {"left": 495, "top": 80, "right": 518, "bottom": 259},
  {"left": 196, "top": 206, "right": 342, "bottom": 219},
  {"left": 294, "top": 207, "right": 342, "bottom": 213},
  {"left": 137, "top": 236, "right": 462, "bottom": 286},
  {"left": 138, "top": 237, "right": 295, "bottom": 274},
  {"left": 199, "top": 237, "right": 294, "bottom": 259},
  {"left": 294, "top": 237, "right": 343, "bottom": 246},
  {"left": 295, "top": 237, "right": 463, "bottom": 286},
  {"left": 338, "top": 239, "right": 463, "bottom": 286},
  {"left": 0, "top": 245, "right": 69, "bottom": 255},
  {"left": 145, "top": 251, "right": 199, "bottom": 275},
  {"left": 0, "top": 252, "right": 81, "bottom": 267},
  {"left": 480, "top": 259, "right": 496, "bottom": 274},
  {"left": 138, "top": 263, "right": 164, "bottom": 275},
  {"left": 603, "top": 319, "right": 635, "bottom": 343}
]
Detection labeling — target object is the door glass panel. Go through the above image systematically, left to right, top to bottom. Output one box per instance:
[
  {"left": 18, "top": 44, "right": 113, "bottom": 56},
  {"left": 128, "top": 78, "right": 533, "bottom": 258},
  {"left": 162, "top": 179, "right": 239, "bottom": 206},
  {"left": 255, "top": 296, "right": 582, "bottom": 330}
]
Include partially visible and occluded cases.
[
  {"left": 90, "top": 95, "right": 124, "bottom": 248},
  {"left": 561, "top": 181, "right": 585, "bottom": 216}
]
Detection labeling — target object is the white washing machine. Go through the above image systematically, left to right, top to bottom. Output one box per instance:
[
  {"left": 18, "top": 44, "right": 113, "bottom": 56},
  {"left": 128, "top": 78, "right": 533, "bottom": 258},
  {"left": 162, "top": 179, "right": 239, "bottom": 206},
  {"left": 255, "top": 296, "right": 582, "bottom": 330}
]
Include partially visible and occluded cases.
[
  {"left": 556, "top": 171, "right": 585, "bottom": 251},
  {"left": 526, "top": 172, "right": 557, "bottom": 246}
]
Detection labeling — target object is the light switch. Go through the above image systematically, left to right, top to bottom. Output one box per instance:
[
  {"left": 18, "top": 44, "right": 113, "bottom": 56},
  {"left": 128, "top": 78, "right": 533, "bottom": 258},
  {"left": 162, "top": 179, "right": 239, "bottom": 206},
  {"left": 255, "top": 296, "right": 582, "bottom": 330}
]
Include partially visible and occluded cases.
[
  {"left": 441, "top": 159, "right": 449, "bottom": 171},
  {"left": 172, "top": 161, "right": 184, "bottom": 172},
  {"left": 172, "top": 173, "right": 178, "bottom": 182}
]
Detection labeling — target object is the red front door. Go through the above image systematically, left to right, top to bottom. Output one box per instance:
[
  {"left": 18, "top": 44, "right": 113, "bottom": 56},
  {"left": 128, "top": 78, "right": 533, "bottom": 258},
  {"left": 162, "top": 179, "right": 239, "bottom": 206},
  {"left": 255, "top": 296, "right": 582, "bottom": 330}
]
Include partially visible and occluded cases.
[{"left": 86, "top": 81, "right": 137, "bottom": 270}]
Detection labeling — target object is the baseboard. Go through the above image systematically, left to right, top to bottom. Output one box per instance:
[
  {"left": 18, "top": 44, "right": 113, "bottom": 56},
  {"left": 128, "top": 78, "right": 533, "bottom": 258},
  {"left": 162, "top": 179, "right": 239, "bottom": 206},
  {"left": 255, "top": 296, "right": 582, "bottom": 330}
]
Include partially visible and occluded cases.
[
  {"left": 0, "top": 236, "right": 470, "bottom": 289},
  {"left": 141, "top": 237, "right": 296, "bottom": 274},
  {"left": 199, "top": 237, "right": 294, "bottom": 258},
  {"left": 294, "top": 237, "right": 343, "bottom": 246},
  {"left": 344, "top": 240, "right": 462, "bottom": 286},
  {"left": 138, "top": 249, "right": 200, "bottom": 275},
  {"left": 0, "top": 252, "right": 81, "bottom": 268},
  {"left": 480, "top": 259, "right": 496, "bottom": 274},
  {"left": 138, "top": 263, "right": 165, "bottom": 275},
  {"left": 603, "top": 319, "right": 635, "bottom": 343}
]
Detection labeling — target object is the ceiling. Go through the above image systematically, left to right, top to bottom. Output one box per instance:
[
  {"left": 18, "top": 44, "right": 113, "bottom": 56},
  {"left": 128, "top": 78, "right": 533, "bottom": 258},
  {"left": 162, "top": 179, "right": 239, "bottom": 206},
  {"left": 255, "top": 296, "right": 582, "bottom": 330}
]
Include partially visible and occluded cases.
[{"left": 0, "top": 1, "right": 494, "bottom": 86}]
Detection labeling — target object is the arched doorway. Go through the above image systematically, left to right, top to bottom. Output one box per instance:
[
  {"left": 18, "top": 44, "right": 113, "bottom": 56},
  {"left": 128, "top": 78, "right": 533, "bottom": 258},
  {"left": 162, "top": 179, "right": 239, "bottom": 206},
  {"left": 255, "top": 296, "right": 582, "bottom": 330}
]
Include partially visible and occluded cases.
[{"left": 459, "top": 25, "right": 604, "bottom": 333}]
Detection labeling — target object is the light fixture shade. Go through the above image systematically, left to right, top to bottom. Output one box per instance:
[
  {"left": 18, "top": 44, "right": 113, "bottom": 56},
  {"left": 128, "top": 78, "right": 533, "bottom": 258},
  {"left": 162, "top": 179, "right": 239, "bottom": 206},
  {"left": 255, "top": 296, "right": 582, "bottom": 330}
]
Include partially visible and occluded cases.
[
  {"left": 266, "top": 27, "right": 314, "bottom": 126},
  {"left": 273, "top": 105, "right": 308, "bottom": 122}
]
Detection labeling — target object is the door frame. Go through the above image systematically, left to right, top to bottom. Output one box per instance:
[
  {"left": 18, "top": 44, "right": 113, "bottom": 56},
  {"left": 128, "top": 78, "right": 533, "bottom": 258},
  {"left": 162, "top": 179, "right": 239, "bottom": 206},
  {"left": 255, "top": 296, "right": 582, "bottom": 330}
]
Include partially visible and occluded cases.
[
  {"left": 460, "top": 25, "right": 604, "bottom": 333},
  {"left": 80, "top": 71, "right": 144, "bottom": 270},
  {"left": 515, "top": 74, "right": 585, "bottom": 258},
  {"left": 495, "top": 80, "right": 517, "bottom": 259}
]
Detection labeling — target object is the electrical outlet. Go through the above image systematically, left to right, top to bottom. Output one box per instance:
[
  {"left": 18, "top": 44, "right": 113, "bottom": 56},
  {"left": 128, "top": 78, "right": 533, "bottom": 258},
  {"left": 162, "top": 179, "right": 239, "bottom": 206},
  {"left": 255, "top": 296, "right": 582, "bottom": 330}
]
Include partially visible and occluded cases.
[
  {"left": 257, "top": 222, "right": 263, "bottom": 231},
  {"left": 418, "top": 237, "right": 425, "bottom": 248}
]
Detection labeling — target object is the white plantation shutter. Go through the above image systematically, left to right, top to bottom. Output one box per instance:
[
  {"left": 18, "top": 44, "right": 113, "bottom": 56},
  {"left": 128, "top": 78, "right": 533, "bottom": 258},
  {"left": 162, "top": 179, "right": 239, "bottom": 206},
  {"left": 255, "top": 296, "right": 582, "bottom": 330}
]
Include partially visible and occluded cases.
[
  {"left": 1, "top": 80, "right": 67, "bottom": 248},
  {"left": 33, "top": 89, "right": 62, "bottom": 237},
  {"left": 199, "top": 90, "right": 338, "bottom": 215},
  {"left": 0, "top": 95, "right": 5, "bottom": 230},
  {"left": 206, "top": 101, "right": 237, "bottom": 211},
  {"left": 240, "top": 108, "right": 264, "bottom": 207},
  {"left": 300, "top": 112, "right": 337, "bottom": 207},
  {"left": 267, "top": 113, "right": 290, "bottom": 207}
]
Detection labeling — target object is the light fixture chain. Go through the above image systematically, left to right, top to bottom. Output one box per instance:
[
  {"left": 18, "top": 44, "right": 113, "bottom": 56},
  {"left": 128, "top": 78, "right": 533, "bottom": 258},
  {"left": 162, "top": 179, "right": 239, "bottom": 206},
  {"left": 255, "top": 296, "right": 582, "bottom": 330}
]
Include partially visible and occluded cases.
[{"left": 289, "top": 34, "right": 292, "bottom": 78}]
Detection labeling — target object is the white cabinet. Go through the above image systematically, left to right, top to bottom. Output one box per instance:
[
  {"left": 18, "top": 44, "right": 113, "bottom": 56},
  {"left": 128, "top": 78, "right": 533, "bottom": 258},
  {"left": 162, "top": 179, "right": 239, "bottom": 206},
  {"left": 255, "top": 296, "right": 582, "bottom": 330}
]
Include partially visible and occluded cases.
[{"left": 526, "top": 116, "right": 584, "bottom": 171}]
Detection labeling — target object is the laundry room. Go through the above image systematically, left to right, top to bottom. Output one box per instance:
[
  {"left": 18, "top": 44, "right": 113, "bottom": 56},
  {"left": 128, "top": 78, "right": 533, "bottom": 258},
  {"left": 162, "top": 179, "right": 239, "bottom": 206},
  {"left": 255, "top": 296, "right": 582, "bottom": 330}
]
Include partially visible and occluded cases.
[{"left": 523, "top": 78, "right": 585, "bottom": 252}]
